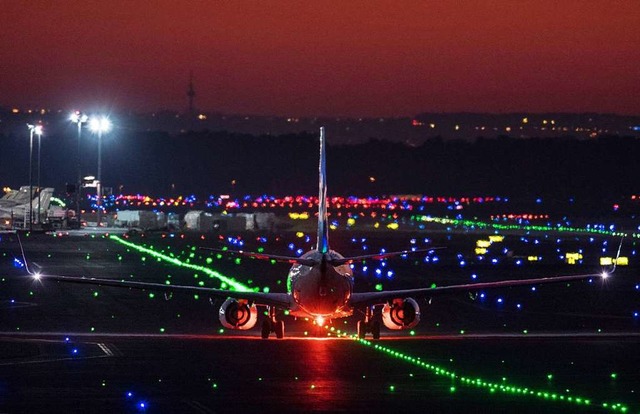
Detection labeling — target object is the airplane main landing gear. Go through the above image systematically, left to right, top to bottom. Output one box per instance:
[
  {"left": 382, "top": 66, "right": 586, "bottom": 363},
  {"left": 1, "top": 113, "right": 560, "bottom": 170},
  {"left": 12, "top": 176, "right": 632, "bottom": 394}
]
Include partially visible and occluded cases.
[
  {"left": 261, "top": 307, "right": 285, "bottom": 339},
  {"left": 357, "top": 307, "right": 380, "bottom": 340},
  {"left": 261, "top": 319, "right": 271, "bottom": 339}
]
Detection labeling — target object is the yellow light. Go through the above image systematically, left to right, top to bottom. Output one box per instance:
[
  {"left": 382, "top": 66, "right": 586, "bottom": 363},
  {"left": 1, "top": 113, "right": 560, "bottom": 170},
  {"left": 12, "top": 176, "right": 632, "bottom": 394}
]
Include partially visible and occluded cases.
[
  {"left": 522, "top": 117, "right": 528, "bottom": 124},
  {"left": 288, "top": 212, "right": 309, "bottom": 220},
  {"left": 347, "top": 218, "right": 356, "bottom": 226},
  {"left": 387, "top": 223, "right": 399, "bottom": 230},
  {"left": 295, "top": 232, "right": 304, "bottom": 238},
  {"left": 488, "top": 235, "right": 504, "bottom": 243},
  {"left": 476, "top": 240, "right": 491, "bottom": 248},
  {"left": 475, "top": 248, "right": 487, "bottom": 255},
  {"left": 565, "top": 252, "right": 583, "bottom": 264},
  {"left": 527, "top": 256, "right": 539, "bottom": 262},
  {"left": 600, "top": 257, "right": 613, "bottom": 266},
  {"left": 614, "top": 257, "right": 629, "bottom": 266}
]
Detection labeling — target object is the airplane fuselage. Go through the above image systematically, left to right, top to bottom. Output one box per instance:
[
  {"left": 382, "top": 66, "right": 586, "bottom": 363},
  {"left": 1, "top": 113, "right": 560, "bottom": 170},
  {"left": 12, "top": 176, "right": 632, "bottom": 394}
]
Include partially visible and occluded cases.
[{"left": 287, "top": 249, "right": 354, "bottom": 319}]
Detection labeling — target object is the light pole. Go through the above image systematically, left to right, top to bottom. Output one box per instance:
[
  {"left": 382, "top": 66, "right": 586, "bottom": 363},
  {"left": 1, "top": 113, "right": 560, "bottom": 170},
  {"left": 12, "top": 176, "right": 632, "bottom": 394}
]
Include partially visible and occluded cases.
[
  {"left": 70, "top": 111, "right": 88, "bottom": 227},
  {"left": 89, "top": 116, "right": 111, "bottom": 227},
  {"left": 26, "top": 124, "right": 42, "bottom": 231},
  {"left": 36, "top": 125, "right": 43, "bottom": 224}
]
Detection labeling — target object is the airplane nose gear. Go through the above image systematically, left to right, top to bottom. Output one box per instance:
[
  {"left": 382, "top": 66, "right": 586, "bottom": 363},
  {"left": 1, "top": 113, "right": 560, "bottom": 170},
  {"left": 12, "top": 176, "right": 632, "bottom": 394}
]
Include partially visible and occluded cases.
[{"left": 261, "top": 306, "right": 285, "bottom": 339}]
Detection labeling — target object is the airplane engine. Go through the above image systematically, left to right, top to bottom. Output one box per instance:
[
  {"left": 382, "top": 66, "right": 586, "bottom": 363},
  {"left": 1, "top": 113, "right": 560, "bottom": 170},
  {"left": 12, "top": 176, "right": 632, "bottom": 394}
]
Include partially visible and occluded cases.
[
  {"left": 218, "top": 298, "right": 258, "bottom": 330},
  {"left": 382, "top": 298, "right": 420, "bottom": 330}
]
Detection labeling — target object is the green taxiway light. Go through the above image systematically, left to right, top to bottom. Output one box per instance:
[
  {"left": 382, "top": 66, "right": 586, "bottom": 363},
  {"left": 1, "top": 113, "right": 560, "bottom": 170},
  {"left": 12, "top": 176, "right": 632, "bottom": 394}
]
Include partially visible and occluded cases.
[
  {"left": 416, "top": 216, "right": 637, "bottom": 238},
  {"left": 109, "top": 236, "right": 254, "bottom": 292},
  {"left": 352, "top": 337, "right": 628, "bottom": 413}
]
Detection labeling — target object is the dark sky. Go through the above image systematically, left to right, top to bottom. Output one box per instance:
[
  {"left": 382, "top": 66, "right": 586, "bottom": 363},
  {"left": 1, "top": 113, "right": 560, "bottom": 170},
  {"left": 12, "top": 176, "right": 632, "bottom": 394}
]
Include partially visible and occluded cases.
[{"left": 2, "top": 1, "right": 639, "bottom": 117}]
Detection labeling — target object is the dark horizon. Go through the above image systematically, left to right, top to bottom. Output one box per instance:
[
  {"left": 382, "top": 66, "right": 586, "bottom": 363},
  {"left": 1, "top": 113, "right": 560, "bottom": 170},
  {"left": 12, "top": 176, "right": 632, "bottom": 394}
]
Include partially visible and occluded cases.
[
  {"left": 3, "top": 105, "right": 640, "bottom": 119},
  {"left": 2, "top": 128, "right": 640, "bottom": 211}
]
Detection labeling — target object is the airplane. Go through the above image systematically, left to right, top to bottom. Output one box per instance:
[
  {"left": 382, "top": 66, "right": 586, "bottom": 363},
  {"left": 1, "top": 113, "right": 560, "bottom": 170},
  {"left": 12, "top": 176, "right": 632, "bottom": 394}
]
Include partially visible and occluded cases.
[
  {"left": 17, "top": 128, "right": 612, "bottom": 339},
  {"left": 0, "top": 186, "right": 33, "bottom": 207},
  {"left": 1, "top": 186, "right": 54, "bottom": 228}
]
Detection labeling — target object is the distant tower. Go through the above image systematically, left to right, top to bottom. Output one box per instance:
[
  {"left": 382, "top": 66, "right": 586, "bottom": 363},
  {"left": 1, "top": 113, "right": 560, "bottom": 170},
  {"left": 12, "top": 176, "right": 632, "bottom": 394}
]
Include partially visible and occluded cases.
[{"left": 187, "top": 71, "right": 196, "bottom": 116}]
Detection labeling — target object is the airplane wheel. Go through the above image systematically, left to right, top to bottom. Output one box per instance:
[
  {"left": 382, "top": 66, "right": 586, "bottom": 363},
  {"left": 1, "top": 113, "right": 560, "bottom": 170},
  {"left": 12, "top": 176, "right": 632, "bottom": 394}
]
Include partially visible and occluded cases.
[
  {"left": 261, "top": 319, "right": 271, "bottom": 339},
  {"left": 275, "top": 320, "right": 285, "bottom": 339},
  {"left": 357, "top": 320, "right": 367, "bottom": 339},
  {"left": 371, "top": 320, "right": 381, "bottom": 340}
]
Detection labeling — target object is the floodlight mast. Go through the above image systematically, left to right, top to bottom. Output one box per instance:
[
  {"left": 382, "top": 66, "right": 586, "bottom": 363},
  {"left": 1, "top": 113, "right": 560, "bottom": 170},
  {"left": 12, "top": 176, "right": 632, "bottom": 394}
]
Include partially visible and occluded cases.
[
  {"left": 70, "top": 111, "right": 88, "bottom": 227},
  {"left": 88, "top": 117, "right": 111, "bottom": 227},
  {"left": 26, "top": 124, "right": 42, "bottom": 231},
  {"left": 36, "top": 125, "right": 43, "bottom": 224}
]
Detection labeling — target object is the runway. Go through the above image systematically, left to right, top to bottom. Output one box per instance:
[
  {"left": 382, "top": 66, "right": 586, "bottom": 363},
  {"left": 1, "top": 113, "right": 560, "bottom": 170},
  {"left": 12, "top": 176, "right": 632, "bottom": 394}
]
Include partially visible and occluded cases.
[
  {"left": 1, "top": 229, "right": 638, "bottom": 412},
  {"left": 1, "top": 331, "right": 638, "bottom": 413}
]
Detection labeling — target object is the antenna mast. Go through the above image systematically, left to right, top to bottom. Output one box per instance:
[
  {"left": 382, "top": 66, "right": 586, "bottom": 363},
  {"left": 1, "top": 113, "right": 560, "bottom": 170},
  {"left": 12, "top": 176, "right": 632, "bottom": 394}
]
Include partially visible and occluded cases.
[{"left": 187, "top": 71, "right": 196, "bottom": 116}]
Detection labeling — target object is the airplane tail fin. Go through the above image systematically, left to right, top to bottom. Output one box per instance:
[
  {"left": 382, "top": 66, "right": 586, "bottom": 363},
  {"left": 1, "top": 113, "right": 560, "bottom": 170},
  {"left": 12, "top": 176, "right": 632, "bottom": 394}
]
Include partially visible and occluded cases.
[
  {"left": 317, "top": 127, "right": 329, "bottom": 254},
  {"left": 33, "top": 188, "right": 53, "bottom": 213}
]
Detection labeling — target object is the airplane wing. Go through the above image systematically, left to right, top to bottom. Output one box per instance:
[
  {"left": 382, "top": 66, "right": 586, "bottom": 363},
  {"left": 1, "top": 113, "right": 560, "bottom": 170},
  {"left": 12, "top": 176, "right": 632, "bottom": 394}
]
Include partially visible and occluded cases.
[
  {"left": 199, "top": 247, "right": 317, "bottom": 266},
  {"left": 201, "top": 247, "right": 443, "bottom": 267},
  {"left": 329, "top": 247, "right": 443, "bottom": 266},
  {"left": 30, "top": 272, "right": 292, "bottom": 308},
  {"left": 349, "top": 272, "right": 608, "bottom": 308}
]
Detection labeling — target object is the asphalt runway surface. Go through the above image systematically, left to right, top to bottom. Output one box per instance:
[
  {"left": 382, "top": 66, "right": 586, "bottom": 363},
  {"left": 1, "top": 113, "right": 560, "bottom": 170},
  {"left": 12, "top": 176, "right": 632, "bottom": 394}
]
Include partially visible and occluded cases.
[{"left": 0, "top": 229, "right": 638, "bottom": 413}]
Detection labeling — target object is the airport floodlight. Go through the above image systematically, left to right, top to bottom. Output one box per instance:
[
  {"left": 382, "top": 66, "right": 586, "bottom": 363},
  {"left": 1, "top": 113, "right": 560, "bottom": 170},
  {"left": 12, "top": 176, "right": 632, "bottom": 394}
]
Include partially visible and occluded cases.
[
  {"left": 70, "top": 111, "right": 89, "bottom": 124},
  {"left": 71, "top": 111, "right": 89, "bottom": 227},
  {"left": 88, "top": 116, "right": 112, "bottom": 227},
  {"left": 89, "top": 116, "right": 111, "bottom": 133},
  {"left": 28, "top": 123, "right": 43, "bottom": 137}
]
